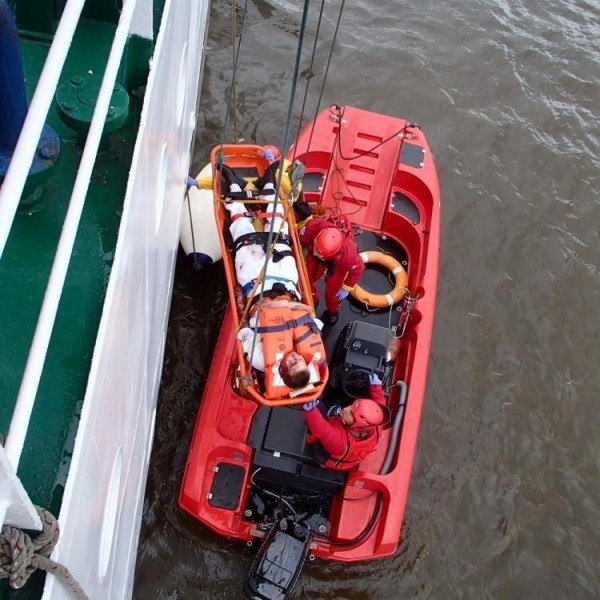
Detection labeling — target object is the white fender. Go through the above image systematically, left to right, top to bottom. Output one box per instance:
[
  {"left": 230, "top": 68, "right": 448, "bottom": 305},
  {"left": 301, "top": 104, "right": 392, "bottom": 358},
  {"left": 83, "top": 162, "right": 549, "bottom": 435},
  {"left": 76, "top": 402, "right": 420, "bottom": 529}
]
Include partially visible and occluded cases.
[{"left": 180, "top": 162, "right": 222, "bottom": 266}]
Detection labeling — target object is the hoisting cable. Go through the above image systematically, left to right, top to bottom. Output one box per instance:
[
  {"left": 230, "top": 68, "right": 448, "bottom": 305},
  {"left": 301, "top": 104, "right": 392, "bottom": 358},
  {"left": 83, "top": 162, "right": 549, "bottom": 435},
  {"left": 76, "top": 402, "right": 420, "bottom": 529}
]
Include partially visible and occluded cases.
[
  {"left": 218, "top": 0, "right": 250, "bottom": 152},
  {"left": 231, "top": 0, "right": 239, "bottom": 140},
  {"left": 245, "top": 0, "right": 312, "bottom": 373},
  {"left": 271, "top": 0, "right": 311, "bottom": 222},
  {"left": 289, "top": 0, "right": 327, "bottom": 164},
  {"left": 304, "top": 0, "right": 347, "bottom": 156},
  {"left": 183, "top": 1, "right": 250, "bottom": 270}
]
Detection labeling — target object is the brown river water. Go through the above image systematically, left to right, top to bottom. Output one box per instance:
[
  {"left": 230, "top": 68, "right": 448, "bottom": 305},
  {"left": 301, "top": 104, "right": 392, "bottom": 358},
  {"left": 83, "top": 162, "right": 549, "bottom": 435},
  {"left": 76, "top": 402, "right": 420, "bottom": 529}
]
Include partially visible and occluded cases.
[{"left": 134, "top": 1, "right": 600, "bottom": 598}]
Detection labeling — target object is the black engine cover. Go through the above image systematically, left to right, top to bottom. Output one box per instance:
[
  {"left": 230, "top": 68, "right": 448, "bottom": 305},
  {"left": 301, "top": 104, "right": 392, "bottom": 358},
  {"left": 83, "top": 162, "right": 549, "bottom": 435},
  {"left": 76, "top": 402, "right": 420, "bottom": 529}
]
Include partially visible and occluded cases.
[{"left": 329, "top": 320, "right": 391, "bottom": 399}]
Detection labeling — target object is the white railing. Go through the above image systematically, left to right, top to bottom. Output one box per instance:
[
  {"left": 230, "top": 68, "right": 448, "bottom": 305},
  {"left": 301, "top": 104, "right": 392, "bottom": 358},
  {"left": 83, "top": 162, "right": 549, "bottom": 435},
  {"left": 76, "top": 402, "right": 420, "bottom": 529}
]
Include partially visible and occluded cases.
[
  {"left": 0, "top": 0, "right": 139, "bottom": 525},
  {"left": 0, "top": 0, "right": 86, "bottom": 257}
]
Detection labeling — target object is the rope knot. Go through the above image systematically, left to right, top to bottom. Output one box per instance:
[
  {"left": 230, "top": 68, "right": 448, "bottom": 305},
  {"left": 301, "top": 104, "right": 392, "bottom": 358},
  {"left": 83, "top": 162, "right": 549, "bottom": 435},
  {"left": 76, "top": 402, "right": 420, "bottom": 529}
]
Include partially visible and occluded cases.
[{"left": 0, "top": 506, "right": 90, "bottom": 599}]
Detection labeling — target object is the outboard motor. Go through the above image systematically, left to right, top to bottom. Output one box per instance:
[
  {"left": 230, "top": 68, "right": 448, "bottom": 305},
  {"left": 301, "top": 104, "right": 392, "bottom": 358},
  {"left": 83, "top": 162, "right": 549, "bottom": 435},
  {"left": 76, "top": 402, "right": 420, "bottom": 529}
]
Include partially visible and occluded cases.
[
  {"left": 329, "top": 320, "right": 393, "bottom": 399},
  {"left": 245, "top": 517, "right": 312, "bottom": 600}
]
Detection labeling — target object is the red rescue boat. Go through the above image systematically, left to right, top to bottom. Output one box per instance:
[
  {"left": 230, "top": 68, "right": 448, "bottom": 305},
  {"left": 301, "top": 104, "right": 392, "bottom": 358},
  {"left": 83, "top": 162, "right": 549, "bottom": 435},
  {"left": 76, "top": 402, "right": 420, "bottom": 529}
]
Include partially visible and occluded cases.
[{"left": 180, "top": 104, "right": 440, "bottom": 596}]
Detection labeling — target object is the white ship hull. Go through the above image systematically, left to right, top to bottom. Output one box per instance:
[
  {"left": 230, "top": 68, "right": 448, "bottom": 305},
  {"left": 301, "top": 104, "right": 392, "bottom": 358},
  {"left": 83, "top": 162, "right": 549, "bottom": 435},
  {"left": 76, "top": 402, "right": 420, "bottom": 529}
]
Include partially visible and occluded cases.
[{"left": 42, "top": 1, "right": 209, "bottom": 598}]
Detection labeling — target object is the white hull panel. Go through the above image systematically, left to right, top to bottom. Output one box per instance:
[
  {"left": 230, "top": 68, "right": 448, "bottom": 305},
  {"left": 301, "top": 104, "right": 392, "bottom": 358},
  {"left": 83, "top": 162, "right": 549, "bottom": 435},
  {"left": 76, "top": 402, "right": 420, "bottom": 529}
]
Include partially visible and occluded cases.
[{"left": 42, "top": 1, "right": 210, "bottom": 598}]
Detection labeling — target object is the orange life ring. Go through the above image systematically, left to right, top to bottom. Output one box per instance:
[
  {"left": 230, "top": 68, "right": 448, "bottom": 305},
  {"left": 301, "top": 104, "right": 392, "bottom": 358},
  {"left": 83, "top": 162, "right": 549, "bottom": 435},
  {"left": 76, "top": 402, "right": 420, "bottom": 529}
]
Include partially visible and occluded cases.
[{"left": 350, "top": 250, "right": 408, "bottom": 308}]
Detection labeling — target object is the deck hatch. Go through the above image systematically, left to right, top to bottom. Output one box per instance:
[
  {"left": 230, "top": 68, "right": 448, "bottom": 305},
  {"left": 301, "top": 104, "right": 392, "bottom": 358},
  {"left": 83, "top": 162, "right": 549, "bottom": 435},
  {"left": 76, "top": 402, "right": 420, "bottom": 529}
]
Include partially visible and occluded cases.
[
  {"left": 399, "top": 142, "right": 425, "bottom": 168},
  {"left": 209, "top": 463, "right": 245, "bottom": 510}
]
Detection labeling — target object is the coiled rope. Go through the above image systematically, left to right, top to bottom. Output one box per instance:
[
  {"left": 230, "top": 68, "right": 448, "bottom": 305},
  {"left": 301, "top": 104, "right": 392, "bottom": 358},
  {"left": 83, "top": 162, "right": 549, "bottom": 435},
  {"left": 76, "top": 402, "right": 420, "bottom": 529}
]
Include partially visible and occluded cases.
[{"left": 0, "top": 505, "right": 89, "bottom": 599}]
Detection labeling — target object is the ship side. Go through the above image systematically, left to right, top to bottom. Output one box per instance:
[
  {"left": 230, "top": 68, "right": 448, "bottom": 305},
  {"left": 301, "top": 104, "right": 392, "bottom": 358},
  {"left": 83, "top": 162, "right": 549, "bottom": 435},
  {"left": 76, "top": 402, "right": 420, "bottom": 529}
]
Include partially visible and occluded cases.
[{"left": 0, "top": 1, "right": 209, "bottom": 598}]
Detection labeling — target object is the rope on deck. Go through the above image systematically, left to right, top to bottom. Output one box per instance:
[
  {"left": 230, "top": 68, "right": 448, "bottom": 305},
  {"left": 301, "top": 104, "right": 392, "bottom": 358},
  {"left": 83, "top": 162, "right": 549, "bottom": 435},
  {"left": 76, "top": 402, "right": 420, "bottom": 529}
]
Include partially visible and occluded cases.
[{"left": 0, "top": 505, "right": 90, "bottom": 599}]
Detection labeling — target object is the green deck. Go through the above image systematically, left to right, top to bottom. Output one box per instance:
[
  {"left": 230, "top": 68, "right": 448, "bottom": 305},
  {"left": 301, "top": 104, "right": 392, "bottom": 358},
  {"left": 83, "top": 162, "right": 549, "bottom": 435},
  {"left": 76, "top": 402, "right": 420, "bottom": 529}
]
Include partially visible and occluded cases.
[
  {"left": 0, "top": 2, "right": 153, "bottom": 581},
  {"left": 0, "top": 6, "right": 154, "bottom": 598}
]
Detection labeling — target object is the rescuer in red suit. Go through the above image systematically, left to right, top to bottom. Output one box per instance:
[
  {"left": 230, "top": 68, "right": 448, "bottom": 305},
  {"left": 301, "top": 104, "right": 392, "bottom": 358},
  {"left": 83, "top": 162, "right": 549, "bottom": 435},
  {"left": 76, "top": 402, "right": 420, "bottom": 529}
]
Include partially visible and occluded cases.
[
  {"left": 298, "top": 215, "right": 365, "bottom": 325},
  {"left": 302, "top": 373, "right": 391, "bottom": 471}
]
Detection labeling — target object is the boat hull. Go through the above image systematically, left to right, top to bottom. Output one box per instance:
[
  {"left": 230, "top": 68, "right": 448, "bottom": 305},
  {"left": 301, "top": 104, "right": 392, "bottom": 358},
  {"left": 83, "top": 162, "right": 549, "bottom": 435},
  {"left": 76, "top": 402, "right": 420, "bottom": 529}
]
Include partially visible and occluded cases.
[{"left": 180, "top": 104, "right": 440, "bottom": 562}]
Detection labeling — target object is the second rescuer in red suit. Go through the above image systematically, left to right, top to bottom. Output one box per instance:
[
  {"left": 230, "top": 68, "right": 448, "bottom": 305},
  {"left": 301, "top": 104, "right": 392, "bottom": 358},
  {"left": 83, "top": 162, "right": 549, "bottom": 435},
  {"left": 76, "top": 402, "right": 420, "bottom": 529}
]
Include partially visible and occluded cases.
[
  {"left": 298, "top": 215, "right": 365, "bottom": 320},
  {"left": 302, "top": 374, "right": 391, "bottom": 470}
]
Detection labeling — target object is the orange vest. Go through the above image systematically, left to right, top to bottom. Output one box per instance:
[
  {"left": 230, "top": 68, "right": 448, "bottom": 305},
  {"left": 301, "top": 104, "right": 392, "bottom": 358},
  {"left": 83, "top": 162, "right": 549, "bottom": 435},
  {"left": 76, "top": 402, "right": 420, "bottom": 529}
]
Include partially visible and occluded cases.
[{"left": 253, "top": 298, "right": 326, "bottom": 399}]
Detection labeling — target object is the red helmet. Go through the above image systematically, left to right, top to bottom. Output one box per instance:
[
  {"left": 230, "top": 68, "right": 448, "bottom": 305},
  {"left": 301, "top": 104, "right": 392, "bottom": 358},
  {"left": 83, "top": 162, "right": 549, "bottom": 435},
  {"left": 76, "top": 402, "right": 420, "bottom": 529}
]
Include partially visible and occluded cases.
[
  {"left": 262, "top": 145, "right": 281, "bottom": 162},
  {"left": 314, "top": 227, "right": 344, "bottom": 259},
  {"left": 350, "top": 399, "right": 390, "bottom": 430}
]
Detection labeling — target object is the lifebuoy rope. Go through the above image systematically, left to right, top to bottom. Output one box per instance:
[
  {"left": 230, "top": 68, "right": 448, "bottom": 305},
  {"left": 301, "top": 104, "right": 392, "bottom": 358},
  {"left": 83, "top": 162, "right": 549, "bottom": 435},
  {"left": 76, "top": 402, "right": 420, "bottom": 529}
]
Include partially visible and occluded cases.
[{"left": 0, "top": 506, "right": 89, "bottom": 599}]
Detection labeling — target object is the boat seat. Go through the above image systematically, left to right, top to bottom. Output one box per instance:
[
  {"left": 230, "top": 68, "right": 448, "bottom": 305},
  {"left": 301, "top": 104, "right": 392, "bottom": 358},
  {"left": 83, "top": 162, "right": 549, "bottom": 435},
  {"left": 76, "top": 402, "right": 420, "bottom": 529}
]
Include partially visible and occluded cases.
[{"left": 247, "top": 406, "right": 346, "bottom": 496}]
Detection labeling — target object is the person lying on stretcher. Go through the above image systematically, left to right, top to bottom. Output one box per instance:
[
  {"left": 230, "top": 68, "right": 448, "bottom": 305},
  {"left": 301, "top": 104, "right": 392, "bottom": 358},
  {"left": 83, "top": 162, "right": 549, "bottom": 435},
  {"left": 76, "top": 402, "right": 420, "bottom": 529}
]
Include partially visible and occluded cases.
[{"left": 217, "top": 161, "right": 328, "bottom": 400}]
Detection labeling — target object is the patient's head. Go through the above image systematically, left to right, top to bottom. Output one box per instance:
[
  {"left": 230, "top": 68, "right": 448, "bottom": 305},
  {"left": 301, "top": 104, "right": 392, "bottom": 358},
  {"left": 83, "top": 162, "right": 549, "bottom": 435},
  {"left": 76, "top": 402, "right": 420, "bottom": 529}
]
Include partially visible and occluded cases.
[{"left": 279, "top": 351, "right": 310, "bottom": 389}]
